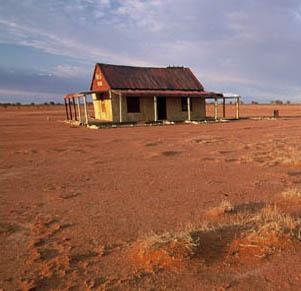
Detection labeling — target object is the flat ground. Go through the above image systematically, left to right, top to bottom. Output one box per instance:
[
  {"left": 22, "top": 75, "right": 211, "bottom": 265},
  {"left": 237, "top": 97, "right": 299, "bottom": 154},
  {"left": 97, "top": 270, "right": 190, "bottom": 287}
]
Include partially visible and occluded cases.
[{"left": 1, "top": 104, "right": 301, "bottom": 290}]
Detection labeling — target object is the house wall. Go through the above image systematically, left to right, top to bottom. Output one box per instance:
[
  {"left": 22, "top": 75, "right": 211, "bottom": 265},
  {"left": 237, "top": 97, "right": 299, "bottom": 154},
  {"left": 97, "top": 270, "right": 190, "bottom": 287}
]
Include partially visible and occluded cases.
[
  {"left": 92, "top": 93, "right": 113, "bottom": 121},
  {"left": 92, "top": 93, "right": 206, "bottom": 122},
  {"left": 111, "top": 94, "right": 154, "bottom": 122},
  {"left": 166, "top": 97, "right": 206, "bottom": 121}
]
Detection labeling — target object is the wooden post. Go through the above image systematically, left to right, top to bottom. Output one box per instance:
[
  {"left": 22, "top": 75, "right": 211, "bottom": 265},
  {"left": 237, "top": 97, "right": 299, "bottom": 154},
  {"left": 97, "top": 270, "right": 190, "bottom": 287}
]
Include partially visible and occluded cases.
[
  {"left": 119, "top": 92, "right": 122, "bottom": 123},
  {"left": 83, "top": 95, "right": 88, "bottom": 125},
  {"left": 154, "top": 96, "right": 157, "bottom": 122},
  {"left": 72, "top": 97, "right": 77, "bottom": 121},
  {"left": 76, "top": 97, "right": 81, "bottom": 123},
  {"left": 187, "top": 97, "right": 191, "bottom": 121},
  {"left": 214, "top": 97, "right": 218, "bottom": 120},
  {"left": 222, "top": 97, "right": 226, "bottom": 118},
  {"left": 236, "top": 97, "right": 240, "bottom": 120},
  {"left": 68, "top": 98, "right": 73, "bottom": 120},
  {"left": 203, "top": 98, "right": 206, "bottom": 119},
  {"left": 64, "top": 99, "right": 69, "bottom": 120}
]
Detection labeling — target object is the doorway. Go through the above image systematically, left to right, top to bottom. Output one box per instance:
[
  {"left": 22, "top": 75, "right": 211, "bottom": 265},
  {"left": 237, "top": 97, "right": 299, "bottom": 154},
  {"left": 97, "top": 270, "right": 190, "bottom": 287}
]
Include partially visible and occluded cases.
[{"left": 157, "top": 97, "right": 167, "bottom": 120}]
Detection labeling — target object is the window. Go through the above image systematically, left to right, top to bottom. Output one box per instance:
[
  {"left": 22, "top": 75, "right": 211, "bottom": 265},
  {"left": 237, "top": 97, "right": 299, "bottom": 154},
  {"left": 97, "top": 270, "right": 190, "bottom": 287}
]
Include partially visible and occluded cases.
[
  {"left": 96, "top": 93, "right": 106, "bottom": 101},
  {"left": 127, "top": 97, "right": 140, "bottom": 113},
  {"left": 181, "top": 97, "right": 192, "bottom": 112}
]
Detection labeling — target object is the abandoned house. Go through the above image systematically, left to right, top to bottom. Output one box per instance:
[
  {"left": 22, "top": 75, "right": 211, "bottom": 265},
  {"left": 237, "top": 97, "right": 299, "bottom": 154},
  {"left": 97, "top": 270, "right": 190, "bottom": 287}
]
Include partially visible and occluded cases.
[{"left": 64, "top": 63, "right": 240, "bottom": 124}]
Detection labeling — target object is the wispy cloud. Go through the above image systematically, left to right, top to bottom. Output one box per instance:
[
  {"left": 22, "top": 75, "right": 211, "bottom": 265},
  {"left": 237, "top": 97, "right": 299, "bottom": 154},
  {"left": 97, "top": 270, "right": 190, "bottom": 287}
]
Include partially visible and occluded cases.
[
  {"left": 1, "top": 0, "right": 301, "bottom": 102},
  {"left": 0, "top": 19, "right": 150, "bottom": 66}
]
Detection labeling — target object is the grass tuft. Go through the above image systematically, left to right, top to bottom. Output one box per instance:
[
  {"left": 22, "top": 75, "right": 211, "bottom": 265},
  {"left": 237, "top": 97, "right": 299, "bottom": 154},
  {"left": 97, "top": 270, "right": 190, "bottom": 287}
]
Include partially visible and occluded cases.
[
  {"left": 281, "top": 188, "right": 301, "bottom": 199},
  {"left": 219, "top": 200, "right": 235, "bottom": 213},
  {"left": 130, "top": 202, "right": 301, "bottom": 270}
]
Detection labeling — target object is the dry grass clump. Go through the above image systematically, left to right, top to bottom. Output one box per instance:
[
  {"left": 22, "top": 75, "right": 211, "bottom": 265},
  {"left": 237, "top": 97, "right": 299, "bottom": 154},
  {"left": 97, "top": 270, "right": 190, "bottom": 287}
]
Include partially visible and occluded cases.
[
  {"left": 281, "top": 188, "right": 301, "bottom": 200},
  {"left": 205, "top": 200, "right": 234, "bottom": 219},
  {"left": 219, "top": 200, "right": 235, "bottom": 213},
  {"left": 130, "top": 201, "right": 301, "bottom": 271},
  {"left": 230, "top": 205, "right": 301, "bottom": 260},
  {"left": 253, "top": 205, "right": 300, "bottom": 238},
  {"left": 129, "top": 222, "right": 216, "bottom": 271}
]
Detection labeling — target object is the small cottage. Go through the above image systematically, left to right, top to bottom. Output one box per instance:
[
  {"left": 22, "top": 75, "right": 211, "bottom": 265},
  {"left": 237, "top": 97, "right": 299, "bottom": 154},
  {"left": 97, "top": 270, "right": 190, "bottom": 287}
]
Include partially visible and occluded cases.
[
  {"left": 64, "top": 63, "right": 236, "bottom": 124},
  {"left": 88, "top": 63, "right": 222, "bottom": 123}
]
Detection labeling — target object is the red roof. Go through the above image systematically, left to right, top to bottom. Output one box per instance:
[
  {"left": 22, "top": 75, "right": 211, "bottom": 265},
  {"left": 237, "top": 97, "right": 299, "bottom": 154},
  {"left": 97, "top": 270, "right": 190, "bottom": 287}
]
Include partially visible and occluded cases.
[{"left": 96, "top": 63, "right": 204, "bottom": 91}]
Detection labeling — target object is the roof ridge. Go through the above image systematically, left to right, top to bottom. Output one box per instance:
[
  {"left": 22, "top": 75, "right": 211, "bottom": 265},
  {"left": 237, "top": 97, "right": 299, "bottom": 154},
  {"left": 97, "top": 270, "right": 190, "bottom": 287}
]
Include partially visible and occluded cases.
[{"left": 97, "top": 63, "right": 188, "bottom": 70}]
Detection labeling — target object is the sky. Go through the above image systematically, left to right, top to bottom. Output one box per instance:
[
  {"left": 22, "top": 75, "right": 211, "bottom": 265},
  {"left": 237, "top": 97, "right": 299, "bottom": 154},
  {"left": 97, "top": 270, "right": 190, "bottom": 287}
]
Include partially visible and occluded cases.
[{"left": 0, "top": 0, "right": 301, "bottom": 103}]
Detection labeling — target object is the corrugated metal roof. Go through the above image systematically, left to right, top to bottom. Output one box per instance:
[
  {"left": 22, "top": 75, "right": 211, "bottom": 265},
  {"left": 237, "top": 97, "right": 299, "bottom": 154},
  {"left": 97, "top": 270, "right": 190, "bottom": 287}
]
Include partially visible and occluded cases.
[{"left": 98, "top": 63, "right": 204, "bottom": 91}]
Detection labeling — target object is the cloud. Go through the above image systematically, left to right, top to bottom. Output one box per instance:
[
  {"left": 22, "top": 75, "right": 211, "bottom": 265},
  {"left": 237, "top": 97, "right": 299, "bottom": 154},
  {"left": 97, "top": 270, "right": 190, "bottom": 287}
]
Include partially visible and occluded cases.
[
  {"left": 1, "top": 0, "right": 301, "bottom": 102},
  {"left": 0, "top": 19, "right": 150, "bottom": 66},
  {"left": 50, "top": 65, "right": 88, "bottom": 77}
]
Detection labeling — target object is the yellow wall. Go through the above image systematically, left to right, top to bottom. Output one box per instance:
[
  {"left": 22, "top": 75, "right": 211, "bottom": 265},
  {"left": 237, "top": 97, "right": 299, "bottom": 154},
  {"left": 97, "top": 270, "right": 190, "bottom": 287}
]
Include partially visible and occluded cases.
[
  {"left": 93, "top": 92, "right": 206, "bottom": 122},
  {"left": 92, "top": 93, "right": 113, "bottom": 121}
]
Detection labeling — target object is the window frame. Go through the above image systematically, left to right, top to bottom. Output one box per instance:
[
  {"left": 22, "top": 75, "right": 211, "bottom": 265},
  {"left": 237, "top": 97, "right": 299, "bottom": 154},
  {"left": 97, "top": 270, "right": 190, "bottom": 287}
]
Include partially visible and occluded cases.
[{"left": 126, "top": 96, "right": 140, "bottom": 113}]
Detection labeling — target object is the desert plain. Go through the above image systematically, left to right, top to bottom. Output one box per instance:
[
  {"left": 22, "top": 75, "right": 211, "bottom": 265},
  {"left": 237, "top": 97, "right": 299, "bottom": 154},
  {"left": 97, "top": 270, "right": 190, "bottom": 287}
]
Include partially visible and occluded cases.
[{"left": 1, "top": 104, "right": 301, "bottom": 290}]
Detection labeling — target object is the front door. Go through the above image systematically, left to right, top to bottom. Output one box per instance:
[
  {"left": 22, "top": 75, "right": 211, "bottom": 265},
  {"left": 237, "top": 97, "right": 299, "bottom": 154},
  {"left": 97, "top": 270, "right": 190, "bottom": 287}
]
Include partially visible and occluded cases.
[{"left": 157, "top": 97, "right": 167, "bottom": 120}]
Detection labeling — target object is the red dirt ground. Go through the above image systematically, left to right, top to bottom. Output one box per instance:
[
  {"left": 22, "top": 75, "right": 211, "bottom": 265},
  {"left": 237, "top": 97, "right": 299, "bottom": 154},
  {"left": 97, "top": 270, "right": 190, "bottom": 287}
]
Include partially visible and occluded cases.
[{"left": 1, "top": 104, "right": 301, "bottom": 290}]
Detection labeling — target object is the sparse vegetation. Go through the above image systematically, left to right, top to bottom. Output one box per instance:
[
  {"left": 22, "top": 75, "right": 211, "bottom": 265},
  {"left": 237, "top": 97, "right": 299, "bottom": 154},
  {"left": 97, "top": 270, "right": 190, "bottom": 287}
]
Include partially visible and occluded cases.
[
  {"left": 271, "top": 100, "right": 284, "bottom": 105},
  {"left": 242, "top": 137, "right": 301, "bottom": 167},
  {"left": 281, "top": 188, "right": 301, "bottom": 199},
  {"left": 130, "top": 200, "right": 301, "bottom": 271},
  {"left": 205, "top": 200, "right": 234, "bottom": 218},
  {"left": 252, "top": 204, "right": 301, "bottom": 239},
  {"left": 130, "top": 222, "right": 215, "bottom": 271}
]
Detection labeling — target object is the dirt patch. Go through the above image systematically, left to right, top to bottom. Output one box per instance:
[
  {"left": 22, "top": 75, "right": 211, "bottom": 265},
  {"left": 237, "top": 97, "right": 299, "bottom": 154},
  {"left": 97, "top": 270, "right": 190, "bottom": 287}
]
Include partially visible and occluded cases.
[
  {"left": 193, "top": 137, "right": 224, "bottom": 145},
  {"left": 242, "top": 137, "right": 301, "bottom": 167},
  {"left": 144, "top": 141, "right": 162, "bottom": 147},
  {"left": 161, "top": 151, "right": 182, "bottom": 157},
  {"left": 287, "top": 170, "right": 301, "bottom": 176},
  {"left": 59, "top": 192, "right": 81, "bottom": 200},
  {"left": 0, "top": 223, "right": 20, "bottom": 236}
]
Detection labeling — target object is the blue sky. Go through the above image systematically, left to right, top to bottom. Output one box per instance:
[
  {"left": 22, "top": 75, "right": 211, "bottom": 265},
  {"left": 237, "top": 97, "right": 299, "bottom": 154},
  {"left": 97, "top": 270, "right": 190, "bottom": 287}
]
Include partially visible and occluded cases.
[{"left": 0, "top": 0, "right": 301, "bottom": 103}]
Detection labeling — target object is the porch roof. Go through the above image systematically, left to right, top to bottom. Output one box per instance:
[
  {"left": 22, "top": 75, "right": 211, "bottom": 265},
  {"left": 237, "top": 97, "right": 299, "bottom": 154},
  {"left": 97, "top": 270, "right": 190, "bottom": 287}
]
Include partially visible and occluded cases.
[
  {"left": 64, "top": 89, "right": 225, "bottom": 99},
  {"left": 112, "top": 89, "right": 223, "bottom": 98}
]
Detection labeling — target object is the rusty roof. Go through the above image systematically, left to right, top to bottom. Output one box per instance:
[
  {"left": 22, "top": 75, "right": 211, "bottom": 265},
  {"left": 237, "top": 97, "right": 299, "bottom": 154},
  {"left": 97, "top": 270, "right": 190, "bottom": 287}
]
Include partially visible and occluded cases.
[{"left": 97, "top": 63, "right": 204, "bottom": 91}]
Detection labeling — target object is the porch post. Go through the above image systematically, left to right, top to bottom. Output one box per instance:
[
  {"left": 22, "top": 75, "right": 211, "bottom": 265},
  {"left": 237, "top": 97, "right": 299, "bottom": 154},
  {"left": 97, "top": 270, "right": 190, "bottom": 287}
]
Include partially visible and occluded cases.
[
  {"left": 119, "top": 92, "right": 123, "bottom": 123},
  {"left": 83, "top": 95, "right": 89, "bottom": 125},
  {"left": 154, "top": 96, "right": 157, "bottom": 122},
  {"left": 72, "top": 97, "right": 77, "bottom": 121},
  {"left": 76, "top": 97, "right": 81, "bottom": 123},
  {"left": 187, "top": 97, "right": 191, "bottom": 121},
  {"left": 214, "top": 97, "right": 218, "bottom": 120},
  {"left": 222, "top": 97, "right": 226, "bottom": 118},
  {"left": 236, "top": 97, "right": 240, "bottom": 120},
  {"left": 68, "top": 98, "right": 73, "bottom": 120},
  {"left": 203, "top": 98, "right": 206, "bottom": 119},
  {"left": 64, "top": 99, "right": 69, "bottom": 120}
]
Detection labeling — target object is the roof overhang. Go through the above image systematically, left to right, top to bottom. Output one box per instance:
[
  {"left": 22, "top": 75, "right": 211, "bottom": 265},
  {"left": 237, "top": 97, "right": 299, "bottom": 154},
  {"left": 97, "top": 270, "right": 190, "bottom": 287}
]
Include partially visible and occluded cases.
[
  {"left": 64, "top": 89, "right": 225, "bottom": 99},
  {"left": 112, "top": 89, "right": 223, "bottom": 98},
  {"left": 64, "top": 90, "right": 108, "bottom": 99}
]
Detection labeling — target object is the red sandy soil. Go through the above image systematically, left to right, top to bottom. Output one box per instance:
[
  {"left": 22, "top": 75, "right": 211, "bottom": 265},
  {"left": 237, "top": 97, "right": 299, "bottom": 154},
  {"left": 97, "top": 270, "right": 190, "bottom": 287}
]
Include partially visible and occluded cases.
[
  {"left": 206, "top": 103, "right": 301, "bottom": 118},
  {"left": 1, "top": 104, "right": 301, "bottom": 290}
]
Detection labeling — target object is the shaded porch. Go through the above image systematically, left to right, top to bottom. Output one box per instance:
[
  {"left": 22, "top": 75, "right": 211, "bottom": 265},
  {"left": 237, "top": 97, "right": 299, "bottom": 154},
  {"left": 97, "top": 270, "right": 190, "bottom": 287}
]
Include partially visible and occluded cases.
[{"left": 63, "top": 90, "right": 241, "bottom": 125}]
